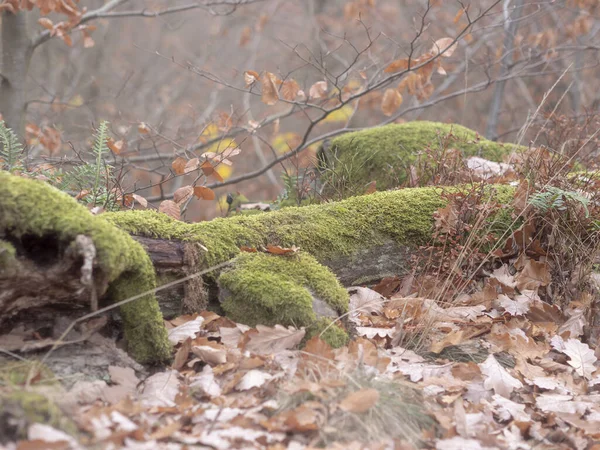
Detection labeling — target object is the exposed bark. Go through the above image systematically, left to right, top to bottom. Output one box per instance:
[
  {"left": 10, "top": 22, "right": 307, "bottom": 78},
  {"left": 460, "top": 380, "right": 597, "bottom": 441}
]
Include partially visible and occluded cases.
[{"left": 0, "top": 11, "right": 33, "bottom": 136}]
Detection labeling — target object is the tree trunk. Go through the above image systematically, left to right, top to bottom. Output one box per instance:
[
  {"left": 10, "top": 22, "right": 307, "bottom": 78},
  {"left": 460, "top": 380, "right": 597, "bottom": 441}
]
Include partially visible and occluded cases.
[{"left": 0, "top": 11, "right": 32, "bottom": 136}]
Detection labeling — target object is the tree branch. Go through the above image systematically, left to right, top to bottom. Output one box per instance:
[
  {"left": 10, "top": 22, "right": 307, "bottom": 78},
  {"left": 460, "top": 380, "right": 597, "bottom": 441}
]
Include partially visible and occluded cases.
[{"left": 31, "top": 0, "right": 265, "bottom": 49}]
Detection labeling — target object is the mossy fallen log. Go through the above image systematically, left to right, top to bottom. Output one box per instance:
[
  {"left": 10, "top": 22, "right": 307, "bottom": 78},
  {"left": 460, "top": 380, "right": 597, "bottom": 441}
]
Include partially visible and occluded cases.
[
  {"left": 318, "top": 121, "right": 526, "bottom": 192},
  {"left": 0, "top": 171, "right": 171, "bottom": 364},
  {"left": 106, "top": 183, "right": 516, "bottom": 318}
]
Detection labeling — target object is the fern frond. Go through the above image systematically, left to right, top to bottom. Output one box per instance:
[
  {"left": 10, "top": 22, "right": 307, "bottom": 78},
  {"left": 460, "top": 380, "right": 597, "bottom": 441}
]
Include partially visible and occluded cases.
[
  {"left": 0, "top": 120, "right": 24, "bottom": 171},
  {"left": 529, "top": 186, "right": 590, "bottom": 217}
]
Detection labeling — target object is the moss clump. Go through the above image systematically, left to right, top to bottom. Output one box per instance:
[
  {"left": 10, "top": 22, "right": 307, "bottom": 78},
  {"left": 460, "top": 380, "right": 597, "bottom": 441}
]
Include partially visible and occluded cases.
[
  {"left": 320, "top": 121, "right": 525, "bottom": 191},
  {"left": 0, "top": 171, "right": 171, "bottom": 364},
  {"left": 218, "top": 252, "right": 348, "bottom": 329},
  {"left": 305, "top": 317, "right": 349, "bottom": 348},
  {"left": 0, "top": 390, "right": 76, "bottom": 441}
]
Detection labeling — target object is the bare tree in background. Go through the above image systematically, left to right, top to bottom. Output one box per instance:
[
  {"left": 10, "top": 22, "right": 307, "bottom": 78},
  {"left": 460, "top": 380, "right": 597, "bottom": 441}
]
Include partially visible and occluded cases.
[{"left": 1, "top": 0, "right": 599, "bottom": 220}]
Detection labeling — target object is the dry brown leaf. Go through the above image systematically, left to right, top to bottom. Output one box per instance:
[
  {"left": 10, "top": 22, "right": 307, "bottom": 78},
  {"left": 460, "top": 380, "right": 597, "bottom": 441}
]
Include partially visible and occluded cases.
[
  {"left": 37, "top": 17, "right": 54, "bottom": 30},
  {"left": 239, "top": 25, "right": 252, "bottom": 47},
  {"left": 430, "top": 37, "right": 459, "bottom": 57},
  {"left": 384, "top": 58, "right": 409, "bottom": 73},
  {"left": 244, "top": 70, "right": 260, "bottom": 87},
  {"left": 261, "top": 72, "right": 279, "bottom": 106},
  {"left": 281, "top": 79, "right": 301, "bottom": 101},
  {"left": 308, "top": 80, "right": 328, "bottom": 99},
  {"left": 381, "top": 88, "right": 403, "bottom": 116},
  {"left": 138, "top": 122, "right": 150, "bottom": 134},
  {"left": 107, "top": 138, "right": 124, "bottom": 154},
  {"left": 171, "top": 157, "right": 187, "bottom": 175},
  {"left": 184, "top": 157, "right": 200, "bottom": 174},
  {"left": 200, "top": 160, "right": 224, "bottom": 182},
  {"left": 173, "top": 185, "right": 194, "bottom": 205},
  {"left": 193, "top": 186, "right": 216, "bottom": 200},
  {"left": 132, "top": 193, "right": 147, "bottom": 208},
  {"left": 159, "top": 200, "right": 181, "bottom": 220},
  {"left": 266, "top": 244, "right": 300, "bottom": 255},
  {"left": 245, "top": 325, "right": 305, "bottom": 354},
  {"left": 339, "top": 388, "right": 380, "bottom": 413}
]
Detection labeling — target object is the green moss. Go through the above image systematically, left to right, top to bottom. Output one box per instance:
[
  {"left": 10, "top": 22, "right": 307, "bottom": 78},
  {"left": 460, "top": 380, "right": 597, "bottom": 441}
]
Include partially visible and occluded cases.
[
  {"left": 320, "top": 121, "right": 525, "bottom": 191},
  {"left": 0, "top": 171, "right": 171, "bottom": 364},
  {"left": 106, "top": 185, "right": 449, "bottom": 267},
  {"left": 0, "top": 239, "right": 16, "bottom": 272},
  {"left": 218, "top": 252, "right": 348, "bottom": 328},
  {"left": 306, "top": 317, "right": 349, "bottom": 348},
  {"left": 0, "top": 389, "right": 77, "bottom": 440}
]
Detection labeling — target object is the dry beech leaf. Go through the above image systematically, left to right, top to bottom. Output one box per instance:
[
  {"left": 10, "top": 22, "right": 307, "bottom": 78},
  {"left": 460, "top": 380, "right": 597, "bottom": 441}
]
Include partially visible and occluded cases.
[
  {"left": 38, "top": 18, "right": 54, "bottom": 30},
  {"left": 430, "top": 37, "right": 458, "bottom": 57},
  {"left": 384, "top": 58, "right": 409, "bottom": 73},
  {"left": 244, "top": 70, "right": 260, "bottom": 87},
  {"left": 261, "top": 72, "right": 279, "bottom": 106},
  {"left": 281, "top": 79, "right": 301, "bottom": 101},
  {"left": 309, "top": 81, "right": 328, "bottom": 99},
  {"left": 381, "top": 89, "right": 403, "bottom": 116},
  {"left": 138, "top": 122, "right": 150, "bottom": 134},
  {"left": 107, "top": 138, "right": 124, "bottom": 154},
  {"left": 171, "top": 157, "right": 187, "bottom": 175},
  {"left": 184, "top": 158, "right": 200, "bottom": 174},
  {"left": 200, "top": 160, "right": 224, "bottom": 182},
  {"left": 173, "top": 186, "right": 194, "bottom": 205},
  {"left": 193, "top": 186, "right": 216, "bottom": 200},
  {"left": 132, "top": 194, "right": 147, "bottom": 208},
  {"left": 159, "top": 200, "right": 181, "bottom": 221},
  {"left": 266, "top": 244, "right": 300, "bottom": 255},
  {"left": 240, "top": 246, "right": 258, "bottom": 253},
  {"left": 245, "top": 325, "right": 305, "bottom": 354},
  {"left": 339, "top": 388, "right": 380, "bottom": 413}
]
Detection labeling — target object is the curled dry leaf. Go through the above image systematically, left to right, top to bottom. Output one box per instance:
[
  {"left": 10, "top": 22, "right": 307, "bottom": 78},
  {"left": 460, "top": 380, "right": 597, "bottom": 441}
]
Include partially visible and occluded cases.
[
  {"left": 430, "top": 37, "right": 459, "bottom": 57},
  {"left": 244, "top": 70, "right": 260, "bottom": 87},
  {"left": 261, "top": 72, "right": 279, "bottom": 106},
  {"left": 308, "top": 81, "right": 328, "bottom": 99},
  {"left": 381, "top": 88, "right": 403, "bottom": 116},
  {"left": 171, "top": 156, "right": 187, "bottom": 175},
  {"left": 173, "top": 185, "right": 194, "bottom": 205},
  {"left": 193, "top": 186, "right": 216, "bottom": 200},
  {"left": 159, "top": 200, "right": 181, "bottom": 221},
  {"left": 339, "top": 388, "right": 380, "bottom": 413}
]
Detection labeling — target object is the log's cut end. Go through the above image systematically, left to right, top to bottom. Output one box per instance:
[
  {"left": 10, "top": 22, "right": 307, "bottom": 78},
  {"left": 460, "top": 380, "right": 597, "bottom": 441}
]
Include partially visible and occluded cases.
[
  {"left": 0, "top": 171, "right": 171, "bottom": 364},
  {"left": 218, "top": 252, "right": 349, "bottom": 347}
]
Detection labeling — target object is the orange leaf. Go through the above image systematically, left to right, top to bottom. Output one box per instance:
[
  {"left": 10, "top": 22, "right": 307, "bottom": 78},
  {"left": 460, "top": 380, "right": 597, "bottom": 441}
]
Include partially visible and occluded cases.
[
  {"left": 384, "top": 58, "right": 409, "bottom": 73},
  {"left": 381, "top": 89, "right": 403, "bottom": 116},
  {"left": 138, "top": 122, "right": 150, "bottom": 134},
  {"left": 107, "top": 138, "right": 124, "bottom": 154},
  {"left": 172, "top": 157, "right": 187, "bottom": 175},
  {"left": 200, "top": 160, "right": 224, "bottom": 182},
  {"left": 193, "top": 186, "right": 216, "bottom": 200},
  {"left": 132, "top": 193, "right": 148, "bottom": 208},
  {"left": 159, "top": 200, "right": 180, "bottom": 220},
  {"left": 266, "top": 244, "right": 300, "bottom": 255},
  {"left": 240, "top": 246, "right": 257, "bottom": 253}
]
